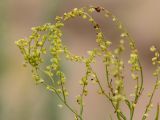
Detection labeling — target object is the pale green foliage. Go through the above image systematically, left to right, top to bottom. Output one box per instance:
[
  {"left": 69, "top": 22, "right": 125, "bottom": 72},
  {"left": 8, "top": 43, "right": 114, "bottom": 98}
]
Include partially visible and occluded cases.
[{"left": 16, "top": 6, "right": 160, "bottom": 120}]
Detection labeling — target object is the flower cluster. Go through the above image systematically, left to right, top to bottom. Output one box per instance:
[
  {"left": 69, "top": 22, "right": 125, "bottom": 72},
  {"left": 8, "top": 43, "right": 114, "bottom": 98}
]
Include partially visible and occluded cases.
[
  {"left": 16, "top": 6, "right": 160, "bottom": 120},
  {"left": 142, "top": 46, "right": 160, "bottom": 120}
]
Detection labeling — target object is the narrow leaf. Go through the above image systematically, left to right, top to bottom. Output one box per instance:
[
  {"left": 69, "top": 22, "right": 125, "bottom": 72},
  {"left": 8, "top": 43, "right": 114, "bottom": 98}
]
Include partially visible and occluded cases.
[{"left": 155, "top": 104, "right": 159, "bottom": 120}]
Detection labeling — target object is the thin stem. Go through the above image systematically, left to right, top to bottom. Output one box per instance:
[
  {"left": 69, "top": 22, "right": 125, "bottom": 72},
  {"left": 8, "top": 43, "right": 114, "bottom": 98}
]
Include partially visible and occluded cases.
[
  {"left": 139, "top": 61, "right": 144, "bottom": 94},
  {"left": 105, "top": 63, "right": 115, "bottom": 96},
  {"left": 130, "top": 63, "right": 144, "bottom": 120},
  {"left": 92, "top": 71, "right": 126, "bottom": 120},
  {"left": 93, "top": 71, "right": 110, "bottom": 99},
  {"left": 59, "top": 73, "right": 67, "bottom": 103},
  {"left": 42, "top": 76, "right": 83, "bottom": 120},
  {"left": 142, "top": 78, "right": 158, "bottom": 120},
  {"left": 79, "top": 84, "right": 85, "bottom": 118},
  {"left": 55, "top": 89, "right": 82, "bottom": 120},
  {"left": 110, "top": 99, "right": 126, "bottom": 120},
  {"left": 130, "top": 107, "right": 134, "bottom": 120}
]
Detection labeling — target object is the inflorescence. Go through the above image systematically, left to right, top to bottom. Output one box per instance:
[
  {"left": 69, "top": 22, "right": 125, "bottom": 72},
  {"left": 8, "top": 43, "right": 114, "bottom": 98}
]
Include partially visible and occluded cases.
[{"left": 16, "top": 6, "right": 160, "bottom": 120}]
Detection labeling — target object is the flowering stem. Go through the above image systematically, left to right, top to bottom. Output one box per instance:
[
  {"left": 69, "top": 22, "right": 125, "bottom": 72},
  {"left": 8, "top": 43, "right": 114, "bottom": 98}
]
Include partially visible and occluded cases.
[
  {"left": 130, "top": 62, "right": 144, "bottom": 120},
  {"left": 105, "top": 64, "right": 115, "bottom": 96},
  {"left": 40, "top": 69, "right": 83, "bottom": 120},
  {"left": 93, "top": 71, "right": 126, "bottom": 120},
  {"left": 60, "top": 74, "right": 67, "bottom": 103},
  {"left": 142, "top": 76, "right": 158, "bottom": 120},
  {"left": 44, "top": 82, "right": 83, "bottom": 120},
  {"left": 79, "top": 84, "right": 86, "bottom": 119},
  {"left": 55, "top": 90, "right": 83, "bottom": 120}
]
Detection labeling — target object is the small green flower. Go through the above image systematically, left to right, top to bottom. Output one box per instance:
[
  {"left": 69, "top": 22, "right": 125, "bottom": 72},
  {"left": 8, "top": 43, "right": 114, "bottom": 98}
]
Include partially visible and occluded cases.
[
  {"left": 16, "top": 6, "right": 160, "bottom": 120},
  {"left": 150, "top": 45, "right": 156, "bottom": 52}
]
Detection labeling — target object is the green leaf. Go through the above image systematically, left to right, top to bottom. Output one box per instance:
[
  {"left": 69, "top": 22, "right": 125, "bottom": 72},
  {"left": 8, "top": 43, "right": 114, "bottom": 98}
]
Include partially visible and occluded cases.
[{"left": 155, "top": 104, "right": 159, "bottom": 120}]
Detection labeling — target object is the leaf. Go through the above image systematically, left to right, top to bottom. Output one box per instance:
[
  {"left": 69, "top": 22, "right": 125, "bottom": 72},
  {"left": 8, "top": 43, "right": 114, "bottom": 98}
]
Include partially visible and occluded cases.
[
  {"left": 125, "top": 100, "right": 131, "bottom": 109},
  {"left": 155, "top": 104, "right": 159, "bottom": 120}
]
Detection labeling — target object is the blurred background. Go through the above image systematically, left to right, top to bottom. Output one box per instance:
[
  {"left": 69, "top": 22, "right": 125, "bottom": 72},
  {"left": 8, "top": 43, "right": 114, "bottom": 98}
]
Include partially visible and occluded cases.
[{"left": 1, "top": 0, "right": 160, "bottom": 120}]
